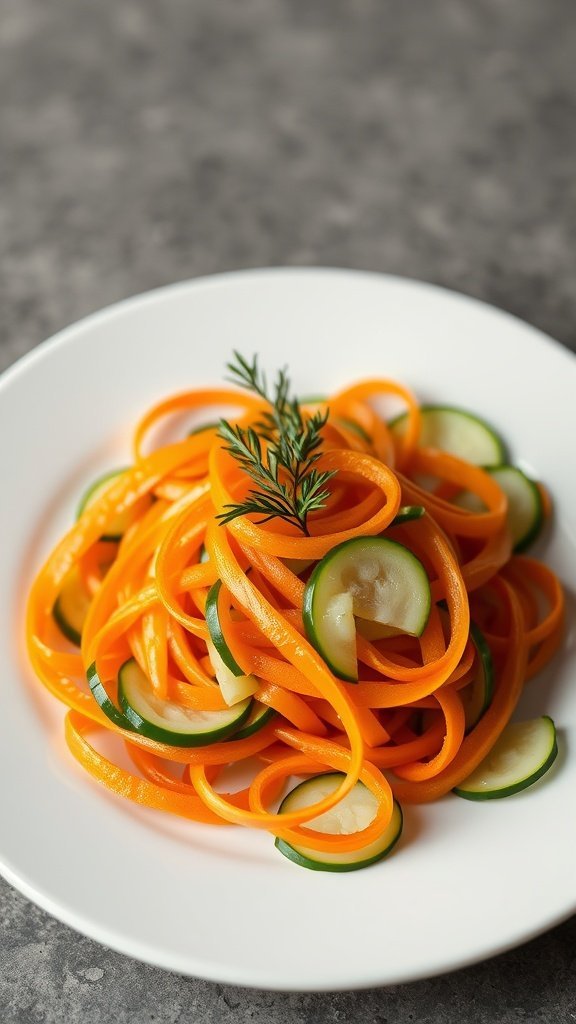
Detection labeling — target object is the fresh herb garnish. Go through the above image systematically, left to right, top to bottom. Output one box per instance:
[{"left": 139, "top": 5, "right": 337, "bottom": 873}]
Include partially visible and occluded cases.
[{"left": 217, "top": 352, "right": 336, "bottom": 535}]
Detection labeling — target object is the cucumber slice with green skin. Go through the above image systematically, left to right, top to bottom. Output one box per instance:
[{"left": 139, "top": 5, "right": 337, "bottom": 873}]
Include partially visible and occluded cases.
[
  {"left": 390, "top": 406, "right": 506, "bottom": 466},
  {"left": 455, "top": 465, "right": 544, "bottom": 553},
  {"left": 490, "top": 466, "right": 544, "bottom": 552},
  {"left": 77, "top": 469, "right": 137, "bottom": 542},
  {"left": 390, "top": 505, "right": 425, "bottom": 527},
  {"left": 303, "top": 537, "right": 431, "bottom": 681},
  {"left": 52, "top": 568, "right": 92, "bottom": 646},
  {"left": 205, "top": 579, "right": 260, "bottom": 705},
  {"left": 205, "top": 580, "right": 244, "bottom": 676},
  {"left": 461, "top": 623, "right": 494, "bottom": 733},
  {"left": 206, "top": 638, "right": 260, "bottom": 706},
  {"left": 118, "top": 659, "right": 252, "bottom": 746},
  {"left": 88, "top": 662, "right": 136, "bottom": 730},
  {"left": 231, "top": 701, "right": 277, "bottom": 740},
  {"left": 453, "top": 716, "right": 558, "bottom": 800},
  {"left": 275, "top": 772, "right": 403, "bottom": 872}
]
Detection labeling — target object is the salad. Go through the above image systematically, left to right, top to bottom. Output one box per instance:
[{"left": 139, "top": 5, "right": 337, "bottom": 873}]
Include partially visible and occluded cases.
[{"left": 26, "top": 354, "right": 564, "bottom": 871}]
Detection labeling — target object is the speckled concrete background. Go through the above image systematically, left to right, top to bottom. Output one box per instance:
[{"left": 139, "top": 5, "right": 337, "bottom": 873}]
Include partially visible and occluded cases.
[{"left": 1, "top": 0, "right": 576, "bottom": 1020}]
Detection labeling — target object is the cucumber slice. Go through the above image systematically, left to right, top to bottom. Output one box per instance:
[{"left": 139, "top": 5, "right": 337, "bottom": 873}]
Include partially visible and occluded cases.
[
  {"left": 390, "top": 406, "right": 505, "bottom": 466},
  {"left": 455, "top": 465, "right": 544, "bottom": 553},
  {"left": 490, "top": 466, "right": 544, "bottom": 552},
  {"left": 77, "top": 468, "right": 150, "bottom": 542},
  {"left": 390, "top": 505, "right": 425, "bottom": 527},
  {"left": 303, "top": 537, "right": 431, "bottom": 681},
  {"left": 52, "top": 568, "right": 92, "bottom": 646},
  {"left": 204, "top": 580, "right": 261, "bottom": 705},
  {"left": 205, "top": 580, "right": 244, "bottom": 676},
  {"left": 461, "top": 623, "right": 494, "bottom": 733},
  {"left": 206, "top": 639, "right": 260, "bottom": 706},
  {"left": 118, "top": 659, "right": 252, "bottom": 746},
  {"left": 88, "top": 662, "right": 135, "bottom": 730},
  {"left": 232, "top": 701, "right": 276, "bottom": 740},
  {"left": 453, "top": 716, "right": 558, "bottom": 800},
  {"left": 275, "top": 772, "right": 403, "bottom": 872}
]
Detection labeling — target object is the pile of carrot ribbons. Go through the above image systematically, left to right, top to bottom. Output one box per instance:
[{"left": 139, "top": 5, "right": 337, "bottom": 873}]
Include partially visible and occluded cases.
[{"left": 26, "top": 378, "right": 564, "bottom": 858}]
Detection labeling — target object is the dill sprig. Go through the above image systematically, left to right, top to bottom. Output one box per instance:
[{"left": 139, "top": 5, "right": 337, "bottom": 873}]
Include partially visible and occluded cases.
[{"left": 217, "top": 352, "right": 336, "bottom": 536}]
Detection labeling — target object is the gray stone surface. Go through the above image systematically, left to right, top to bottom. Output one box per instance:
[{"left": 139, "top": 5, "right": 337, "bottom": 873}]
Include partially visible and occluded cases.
[{"left": 1, "top": 0, "right": 575, "bottom": 1019}]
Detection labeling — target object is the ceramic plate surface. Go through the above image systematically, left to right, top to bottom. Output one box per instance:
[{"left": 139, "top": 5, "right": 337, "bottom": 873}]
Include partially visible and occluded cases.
[{"left": 1, "top": 269, "right": 575, "bottom": 991}]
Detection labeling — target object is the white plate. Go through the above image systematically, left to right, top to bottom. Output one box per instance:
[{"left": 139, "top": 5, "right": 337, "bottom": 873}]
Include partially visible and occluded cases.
[{"left": 1, "top": 268, "right": 575, "bottom": 992}]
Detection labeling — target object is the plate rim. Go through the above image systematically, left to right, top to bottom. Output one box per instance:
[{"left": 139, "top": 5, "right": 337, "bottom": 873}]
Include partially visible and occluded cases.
[
  {"left": 2, "top": 265, "right": 575, "bottom": 396},
  {"left": 2, "top": 851, "right": 575, "bottom": 992}
]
